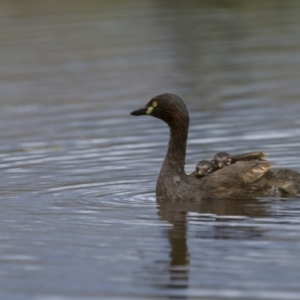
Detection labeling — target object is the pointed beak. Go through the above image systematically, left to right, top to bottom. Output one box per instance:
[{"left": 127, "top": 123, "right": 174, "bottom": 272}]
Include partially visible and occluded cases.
[{"left": 130, "top": 106, "right": 148, "bottom": 116}]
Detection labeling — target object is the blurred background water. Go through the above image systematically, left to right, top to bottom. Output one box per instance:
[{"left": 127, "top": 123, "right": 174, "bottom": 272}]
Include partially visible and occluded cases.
[{"left": 1, "top": 0, "right": 300, "bottom": 299}]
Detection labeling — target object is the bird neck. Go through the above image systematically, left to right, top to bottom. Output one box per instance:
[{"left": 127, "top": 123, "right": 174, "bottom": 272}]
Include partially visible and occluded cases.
[{"left": 164, "top": 121, "right": 189, "bottom": 175}]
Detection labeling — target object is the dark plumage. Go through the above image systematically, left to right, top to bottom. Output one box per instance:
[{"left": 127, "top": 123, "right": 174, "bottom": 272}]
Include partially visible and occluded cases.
[
  {"left": 131, "top": 93, "right": 300, "bottom": 200},
  {"left": 231, "top": 151, "right": 266, "bottom": 163}
]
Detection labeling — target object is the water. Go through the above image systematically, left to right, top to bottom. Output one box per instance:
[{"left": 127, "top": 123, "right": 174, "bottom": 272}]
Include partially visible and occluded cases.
[{"left": 1, "top": 0, "right": 300, "bottom": 299}]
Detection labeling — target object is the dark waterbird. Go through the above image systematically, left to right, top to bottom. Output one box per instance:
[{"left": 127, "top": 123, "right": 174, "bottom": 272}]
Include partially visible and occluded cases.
[
  {"left": 131, "top": 93, "right": 300, "bottom": 200},
  {"left": 212, "top": 151, "right": 232, "bottom": 170},
  {"left": 194, "top": 160, "right": 214, "bottom": 177}
]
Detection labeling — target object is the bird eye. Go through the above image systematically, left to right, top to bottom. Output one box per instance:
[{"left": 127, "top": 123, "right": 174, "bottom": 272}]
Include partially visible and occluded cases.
[{"left": 152, "top": 101, "right": 158, "bottom": 107}]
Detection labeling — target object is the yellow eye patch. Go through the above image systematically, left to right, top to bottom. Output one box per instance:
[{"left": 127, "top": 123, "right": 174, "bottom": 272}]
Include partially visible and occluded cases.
[
  {"left": 152, "top": 101, "right": 157, "bottom": 107},
  {"left": 146, "top": 106, "right": 154, "bottom": 114}
]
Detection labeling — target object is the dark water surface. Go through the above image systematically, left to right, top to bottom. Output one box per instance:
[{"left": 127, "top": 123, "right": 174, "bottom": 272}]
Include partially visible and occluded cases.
[{"left": 1, "top": 0, "right": 300, "bottom": 299}]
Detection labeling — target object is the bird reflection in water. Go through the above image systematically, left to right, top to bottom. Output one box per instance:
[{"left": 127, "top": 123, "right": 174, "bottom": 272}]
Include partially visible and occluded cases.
[{"left": 155, "top": 196, "right": 269, "bottom": 297}]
